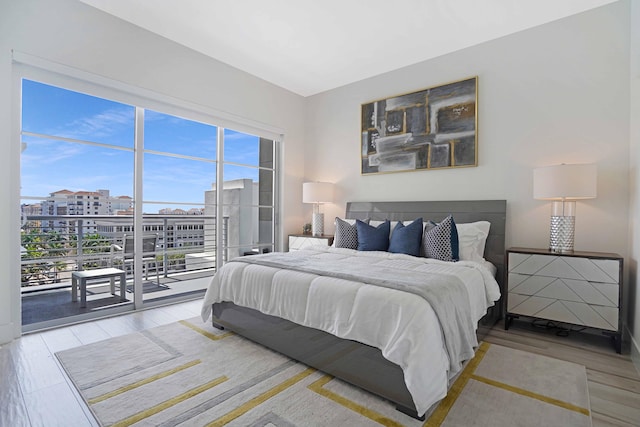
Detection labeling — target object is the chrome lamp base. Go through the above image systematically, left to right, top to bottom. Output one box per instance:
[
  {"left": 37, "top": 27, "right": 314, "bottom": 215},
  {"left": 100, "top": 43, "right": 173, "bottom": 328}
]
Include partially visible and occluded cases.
[
  {"left": 548, "top": 201, "right": 575, "bottom": 253},
  {"left": 312, "top": 212, "right": 325, "bottom": 237},
  {"left": 549, "top": 215, "right": 575, "bottom": 253}
]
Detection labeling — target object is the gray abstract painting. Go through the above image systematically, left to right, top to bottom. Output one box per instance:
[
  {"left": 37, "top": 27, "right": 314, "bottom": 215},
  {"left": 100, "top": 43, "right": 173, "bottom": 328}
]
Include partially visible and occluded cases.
[{"left": 361, "top": 77, "right": 477, "bottom": 175}]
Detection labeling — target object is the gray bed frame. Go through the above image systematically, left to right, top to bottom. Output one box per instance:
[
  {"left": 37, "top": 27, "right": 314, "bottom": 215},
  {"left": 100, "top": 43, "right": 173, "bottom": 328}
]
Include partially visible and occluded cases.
[{"left": 211, "top": 200, "right": 506, "bottom": 419}]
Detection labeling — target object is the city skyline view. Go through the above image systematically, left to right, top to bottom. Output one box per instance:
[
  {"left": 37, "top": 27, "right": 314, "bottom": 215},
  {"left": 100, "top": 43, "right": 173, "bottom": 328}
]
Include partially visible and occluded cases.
[{"left": 20, "top": 79, "right": 265, "bottom": 213}]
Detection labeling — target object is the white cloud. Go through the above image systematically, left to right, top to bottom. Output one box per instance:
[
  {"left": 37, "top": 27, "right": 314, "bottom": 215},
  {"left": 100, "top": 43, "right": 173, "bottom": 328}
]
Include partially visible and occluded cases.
[{"left": 54, "top": 107, "right": 134, "bottom": 141}]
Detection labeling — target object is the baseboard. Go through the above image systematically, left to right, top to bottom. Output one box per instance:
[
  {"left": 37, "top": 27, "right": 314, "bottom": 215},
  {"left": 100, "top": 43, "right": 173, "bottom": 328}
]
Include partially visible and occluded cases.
[{"left": 0, "top": 321, "right": 16, "bottom": 346}]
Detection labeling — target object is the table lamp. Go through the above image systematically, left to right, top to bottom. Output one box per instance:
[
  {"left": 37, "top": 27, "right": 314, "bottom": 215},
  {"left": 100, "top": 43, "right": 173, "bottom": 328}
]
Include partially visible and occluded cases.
[
  {"left": 533, "top": 163, "right": 597, "bottom": 253},
  {"left": 302, "top": 182, "right": 334, "bottom": 236}
]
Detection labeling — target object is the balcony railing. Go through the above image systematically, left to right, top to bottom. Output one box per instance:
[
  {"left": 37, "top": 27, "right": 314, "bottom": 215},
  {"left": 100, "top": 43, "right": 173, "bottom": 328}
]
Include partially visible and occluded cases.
[{"left": 20, "top": 214, "right": 228, "bottom": 289}]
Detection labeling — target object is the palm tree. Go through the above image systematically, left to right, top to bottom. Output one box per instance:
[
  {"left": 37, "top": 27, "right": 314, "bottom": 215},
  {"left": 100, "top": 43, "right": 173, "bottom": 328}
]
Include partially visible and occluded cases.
[{"left": 21, "top": 229, "right": 68, "bottom": 285}]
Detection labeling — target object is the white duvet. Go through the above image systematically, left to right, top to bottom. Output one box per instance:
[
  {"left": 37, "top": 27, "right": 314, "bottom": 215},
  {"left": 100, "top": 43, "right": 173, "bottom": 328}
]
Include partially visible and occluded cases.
[{"left": 201, "top": 246, "right": 500, "bottom": 416}]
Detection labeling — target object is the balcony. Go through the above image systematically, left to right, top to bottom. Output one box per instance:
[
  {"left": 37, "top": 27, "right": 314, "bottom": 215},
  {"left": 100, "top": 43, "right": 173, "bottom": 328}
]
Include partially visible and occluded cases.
[{"left": 21, "top": 214, "right": 230, "bottom": 330}]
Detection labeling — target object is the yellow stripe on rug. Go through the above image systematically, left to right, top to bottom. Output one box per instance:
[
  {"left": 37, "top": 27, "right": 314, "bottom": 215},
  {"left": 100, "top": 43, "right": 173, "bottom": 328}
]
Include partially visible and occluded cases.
[
  {"left": 179, "top": 320, "right": 234, "bottom": 340},
  {"left": 424, "top": 342, "right": 490, "bottom": 427},
  {"left": 424, "top": 342, "right": 590, "bottom": 426},
  {"left": 88, "top": 359, "right": 201, "bottom": 404},
  {"left": 205, "top": 367, "right": 316, "bottom": 427},
  {"left": 308, "top": 374, "right": 404, "bottom": 427},
  {"left": 111, "top": 375, "right": 228, "bottom": 427},
  {"left": 470, "top": 375, "right": 590, "bottom": 416}
]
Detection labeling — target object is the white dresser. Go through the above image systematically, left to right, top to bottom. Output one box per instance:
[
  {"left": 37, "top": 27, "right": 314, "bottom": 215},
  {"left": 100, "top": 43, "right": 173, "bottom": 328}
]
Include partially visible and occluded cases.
[
  {"left": 288, "top": 234, "right": 334, "bottom": 251},
  {"left": 505, "top": 247, "right": 622, "bottom": 353}
]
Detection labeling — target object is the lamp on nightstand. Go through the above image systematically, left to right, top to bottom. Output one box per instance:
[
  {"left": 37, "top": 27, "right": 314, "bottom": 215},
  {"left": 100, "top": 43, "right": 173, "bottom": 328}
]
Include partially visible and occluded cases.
[
  {"left": 533, "top": 163, "right": 597, "bottom": 253},
  {"left": 302, "top": 182, "right": 334, "bottom": 237}
]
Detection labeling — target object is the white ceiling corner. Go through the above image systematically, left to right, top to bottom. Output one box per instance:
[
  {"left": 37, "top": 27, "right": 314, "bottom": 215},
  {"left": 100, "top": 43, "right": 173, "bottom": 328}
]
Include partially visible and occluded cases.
[{"left": 78, "top": 0, "right": 618, "bottom": 97}]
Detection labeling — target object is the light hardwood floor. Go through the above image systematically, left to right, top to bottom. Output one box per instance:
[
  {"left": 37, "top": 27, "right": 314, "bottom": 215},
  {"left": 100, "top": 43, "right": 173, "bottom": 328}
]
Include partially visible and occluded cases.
[
  {"left": 0, "top": 300, "right": 202, "bottom": 427},
  {"left": 1, "top": 303, "right": 639, "bottom": 426}
]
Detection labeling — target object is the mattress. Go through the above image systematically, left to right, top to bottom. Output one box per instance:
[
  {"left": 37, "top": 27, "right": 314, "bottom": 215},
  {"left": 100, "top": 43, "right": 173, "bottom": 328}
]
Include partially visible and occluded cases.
[{"left": 201, "top": 247, "right": 500, "bottom": 416}]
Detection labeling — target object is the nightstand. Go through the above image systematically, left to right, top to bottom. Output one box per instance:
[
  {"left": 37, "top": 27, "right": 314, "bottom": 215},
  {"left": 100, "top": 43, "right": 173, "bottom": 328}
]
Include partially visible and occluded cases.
[
  {"left": 288, "top": 234, "right": 334, "bottom": 251},
  {"left": 505, "top": 247, "right": 623, "bottom": 353}
]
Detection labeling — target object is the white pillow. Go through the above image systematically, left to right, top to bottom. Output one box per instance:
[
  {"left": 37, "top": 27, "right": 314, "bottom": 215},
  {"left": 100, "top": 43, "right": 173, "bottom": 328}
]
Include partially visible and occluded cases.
[{"left": 456, "top": 221, "right": 491, "bottom": 262}]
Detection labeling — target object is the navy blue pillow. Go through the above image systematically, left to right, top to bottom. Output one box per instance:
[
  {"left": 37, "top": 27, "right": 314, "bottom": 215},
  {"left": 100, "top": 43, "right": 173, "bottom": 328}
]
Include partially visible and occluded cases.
[
  {"left": 388, "top": 218, "right": 423, "bottom": 256},
  {"left": 356, "top": 219, "right": 390, "bottom": 251}
]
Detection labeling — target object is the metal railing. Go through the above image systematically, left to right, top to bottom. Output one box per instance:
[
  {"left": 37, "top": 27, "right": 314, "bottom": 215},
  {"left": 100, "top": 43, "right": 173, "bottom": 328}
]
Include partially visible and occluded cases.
[{"left": 20, "top": 214, "right": 228, "bottom": 289}]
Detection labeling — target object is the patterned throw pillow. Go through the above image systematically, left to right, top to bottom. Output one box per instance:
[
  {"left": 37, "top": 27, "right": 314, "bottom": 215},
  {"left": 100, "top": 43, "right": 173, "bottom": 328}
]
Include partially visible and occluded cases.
[
  {"left": 423, "top": 215, "right": 459, "bottom": 261},
  {"left": 334, "top": 217, "right": 368, "bottom": 249},
  {"left": 388, "top": 218, "right": 423, "bottom": 256}
]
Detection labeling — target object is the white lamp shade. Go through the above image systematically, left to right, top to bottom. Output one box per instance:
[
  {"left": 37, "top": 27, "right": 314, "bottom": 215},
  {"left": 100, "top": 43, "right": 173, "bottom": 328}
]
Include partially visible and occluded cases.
[
  {"left": 533, "top": 164, "right": 597, "bottom": 200},
  {"left": 302, "top": 182, "right": 334, "bottom": 203}
]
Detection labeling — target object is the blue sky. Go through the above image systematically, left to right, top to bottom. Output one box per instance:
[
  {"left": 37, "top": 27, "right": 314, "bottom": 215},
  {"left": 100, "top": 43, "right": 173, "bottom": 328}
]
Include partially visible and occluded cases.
[{"left": 21, "top": 79, "right": 267, "bottom": 211}]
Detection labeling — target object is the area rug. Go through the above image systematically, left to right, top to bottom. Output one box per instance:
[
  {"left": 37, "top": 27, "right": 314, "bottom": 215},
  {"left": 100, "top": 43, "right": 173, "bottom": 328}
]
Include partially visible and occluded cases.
[{"left": 55, "top": 318, "right": 592, "bottom": 427}]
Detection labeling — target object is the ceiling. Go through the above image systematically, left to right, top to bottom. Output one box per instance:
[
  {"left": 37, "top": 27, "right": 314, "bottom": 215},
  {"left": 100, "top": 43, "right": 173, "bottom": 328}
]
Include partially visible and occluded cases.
[{"left": 79, "top": 0, "right": 617, "bottom": 97}]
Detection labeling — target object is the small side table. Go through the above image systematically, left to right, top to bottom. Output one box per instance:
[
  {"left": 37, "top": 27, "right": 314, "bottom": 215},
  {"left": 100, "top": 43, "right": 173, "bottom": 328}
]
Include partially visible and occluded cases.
[
  {"left": 288, "top": 234, "right": 334, "bottom": 251},
  {"left": 505, "top": 247, "right": 623, "bottom": 353},
  {"left": 72, "top": 268, "right": 127, "bottom": 308}
]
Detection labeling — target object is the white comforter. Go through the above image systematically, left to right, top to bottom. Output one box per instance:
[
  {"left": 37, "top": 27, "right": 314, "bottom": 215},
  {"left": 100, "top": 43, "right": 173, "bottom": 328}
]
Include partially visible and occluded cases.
[{"left": 201, "top": 247, "right": 500, "bottom": 416}]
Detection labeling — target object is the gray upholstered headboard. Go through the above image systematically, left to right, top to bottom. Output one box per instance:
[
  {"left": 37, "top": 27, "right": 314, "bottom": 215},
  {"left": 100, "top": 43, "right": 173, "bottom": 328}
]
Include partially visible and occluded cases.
[{"left": 345, "top": 200, "right": 507, "bottom": 292}]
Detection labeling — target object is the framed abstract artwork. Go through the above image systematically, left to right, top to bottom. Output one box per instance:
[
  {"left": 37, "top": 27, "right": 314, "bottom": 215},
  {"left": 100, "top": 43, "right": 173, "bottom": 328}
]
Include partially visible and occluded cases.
[{"left": 361, "top": 77, "right": 477, "bottom": 175}]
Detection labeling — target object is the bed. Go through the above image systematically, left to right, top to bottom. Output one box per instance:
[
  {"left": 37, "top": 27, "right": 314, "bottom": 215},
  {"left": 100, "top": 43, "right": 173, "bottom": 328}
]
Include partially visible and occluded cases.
[{"left": 201, "top": 200, "right": 506, "bottom": 419}]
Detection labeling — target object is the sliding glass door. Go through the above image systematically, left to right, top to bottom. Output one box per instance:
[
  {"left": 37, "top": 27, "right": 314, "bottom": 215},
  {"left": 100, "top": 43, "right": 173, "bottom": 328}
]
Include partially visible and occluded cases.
[
  {"left": 19, "top": 76, "right": 279, "bottom": 331},
  {"left": 20, "top": 80, "right": 136, "bottom": 328},
  {"left": 142, "top": 109, "right": 218, "bottom": 302},
  {"left": 222, "top": 130, "right": 275, "bottom": 260}
]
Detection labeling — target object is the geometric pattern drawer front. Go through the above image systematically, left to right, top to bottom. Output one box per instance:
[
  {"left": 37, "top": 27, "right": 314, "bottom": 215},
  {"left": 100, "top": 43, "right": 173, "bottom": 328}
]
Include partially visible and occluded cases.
[
  {"left": 289, "top": 236, "right": 331, "bottom": 251},
  {"left": 509, "top": 253, "right": 554, "bottom": 275},
  {"left": 509, "top": 254, "right": 619, "bottom": 284},
  {"left": 563, "top": 257, "right": 619, "bottom": 284},
  {"left": 533, "top": 258, "right": 584, "bottom": 280},
  {"left": 508, "top": 273, "right": 555, "bottom": 295},
  {"left": 509, "top": 275, "right": 619, "bottom": 307},
  {"left": 534, "top": 279, "right": 586, "bottom": 302},
  {"left": 563, "top": 279, "right": 617, "bottom": 307},
  {"left": 591, "top": 282, "right": 619, "bottom": 307},
  {"left": 508, "top": 295, "right": 618, "bottom": 331},
  {"left": 508, "top": 295, "right": 555, "bottom": 315},
  {"left": 509, "top": 297, "right": 582, "bottom": 325},
  {"left": 530, "top": 300, "right": 583, "bottom": 325},
  {"left": 562, "top": 301, "right": 617, "bottom": 331},
  {"left": 591, "top": 305, "right": 619, "bottom": 331}
]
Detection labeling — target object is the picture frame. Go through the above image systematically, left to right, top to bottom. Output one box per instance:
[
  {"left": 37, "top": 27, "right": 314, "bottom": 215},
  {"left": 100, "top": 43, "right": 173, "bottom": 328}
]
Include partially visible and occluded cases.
[{"left": 361, "top": 77, "right": 477, "bottom": 175}]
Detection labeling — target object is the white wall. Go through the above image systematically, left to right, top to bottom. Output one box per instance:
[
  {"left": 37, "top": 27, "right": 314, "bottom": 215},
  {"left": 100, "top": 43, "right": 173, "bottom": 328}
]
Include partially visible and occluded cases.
[
  {"left": 0, "top": 0, "right": 306, "bottom": 343},
  {"left": 629, "top": 0, "right": 640, "bottom": 370},
  {"left": 305, "top": 2, "right": 633, "bottom": 336}
]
